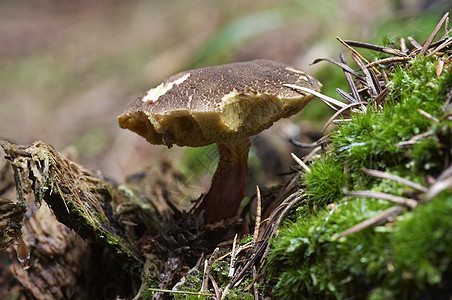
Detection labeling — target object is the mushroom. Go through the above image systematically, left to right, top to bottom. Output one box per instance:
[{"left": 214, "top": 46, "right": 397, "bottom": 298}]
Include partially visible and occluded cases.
[{"left": 118, "top": 59, "right": 321, "bottom": 223}]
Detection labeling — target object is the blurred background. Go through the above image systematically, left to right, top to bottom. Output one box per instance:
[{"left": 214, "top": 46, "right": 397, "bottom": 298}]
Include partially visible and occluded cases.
[{"left": 0, "top": 0, "right": 450, "bottom": 196}]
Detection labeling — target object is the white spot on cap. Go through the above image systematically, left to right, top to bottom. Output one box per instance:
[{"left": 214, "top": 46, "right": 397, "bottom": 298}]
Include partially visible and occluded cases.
[{"left": 142, "top": 72, "right": 191, "bottom": 104}]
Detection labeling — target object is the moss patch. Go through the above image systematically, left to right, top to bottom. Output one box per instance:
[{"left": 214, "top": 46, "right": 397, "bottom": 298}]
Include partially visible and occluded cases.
[{"left": 267, "top": 54, "right": 452, "bottom": 299}]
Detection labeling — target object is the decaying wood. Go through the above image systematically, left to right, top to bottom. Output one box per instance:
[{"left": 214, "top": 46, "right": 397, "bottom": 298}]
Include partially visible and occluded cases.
[
  {"left": 0, "top": 140, "right": 144, "bottom": 269},
  {"left": 11, "top": 204, "right": 92, "bottom": 299}
]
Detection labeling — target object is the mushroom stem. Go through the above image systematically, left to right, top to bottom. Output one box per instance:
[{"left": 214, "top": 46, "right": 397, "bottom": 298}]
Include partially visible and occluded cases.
[{"left": 196, "top": 138, "right": 251, "bottom": 223}]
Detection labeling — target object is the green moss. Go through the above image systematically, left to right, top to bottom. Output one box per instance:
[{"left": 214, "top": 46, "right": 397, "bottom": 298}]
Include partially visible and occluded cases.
[
  {"left": 267, "top": 54, "right": 452, "bottom": 299},
  {"left": 303, "top": 155, "right": 346, "bottom": 206},
  {"left": 269, "top": 198, "right": 394, "bottom": 300}
]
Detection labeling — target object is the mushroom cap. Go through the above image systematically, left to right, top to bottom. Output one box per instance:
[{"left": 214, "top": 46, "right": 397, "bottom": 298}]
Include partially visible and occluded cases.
[{"left": 118, "top": 59, "right": 321, "bottom": 147}]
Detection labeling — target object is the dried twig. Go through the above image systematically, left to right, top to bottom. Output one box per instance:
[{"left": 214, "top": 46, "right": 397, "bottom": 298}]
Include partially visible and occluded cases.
[
  {"left": 420, "top": 12, "right": 449, "bottom": 55},
  {"left": 337, "top": 36, "right": 371, "bottom": 65},
  {"left": 407, "top": 36, "right": 422, "bottom": 49},
  {"left": 428, "top": 36, "right": 452, "bottom": 57},
  {"left": 343, "top": 40, "right": 407, "bottom": 57},
  {"left": 340, "top": 53, "right": 362, "bottom": 102},
  {"left": 352, "top": 53, "right": 378, "bottom": 98},
  {"left": 365, "top": 56, "right": 412, "bottom": 69},
  {"left": 311, "top": 57, "right": 364, "bottom": 79},
  {"left": 285, "top": 84, "right": 348, "bottom": 110},
  {"left": 336, "top": 88, "right": 358, "bottom": 103},
  {"left": 321, "top": 102, "right": 368, "bottom": 134},
  {"left": 417, "top": 108, "right": 440, "bottom": 122},
  {"left": 288, "top": 138, "right": 319, "bottom": 148},
  {"left": 291, "top": 153, "right": 311, "bottom": 173},
  {"left": 423, "top": 164, "right": 452, "bottom": 202},
  {"left": 362, "top": 168, "right": 428, "bottom": 193},
  {"left": 253, "top": 186, "right": 262, "bottom": 243},
  {"left": 344, "top": 190, "right": 418, "bottom": 208},
  {"left": 337, "top": 206, "right": 404, "bottom": 238},
  {"left": 228, "top": 235, "right": 238, "bottom": 277},
  {"left": 201, "top": 247, "right": 219, "bottom": 292},
  {"left": 209, "top": 275, "right": 221, "bottom": 300},
  {"left": 148, "top": 288, "right": 215, "bottom": 297}
]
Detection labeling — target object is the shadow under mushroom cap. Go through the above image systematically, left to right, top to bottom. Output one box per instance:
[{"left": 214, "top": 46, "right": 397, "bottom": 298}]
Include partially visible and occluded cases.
[{"left": 118, "top": 59, "right": 322, "bottom": 147}]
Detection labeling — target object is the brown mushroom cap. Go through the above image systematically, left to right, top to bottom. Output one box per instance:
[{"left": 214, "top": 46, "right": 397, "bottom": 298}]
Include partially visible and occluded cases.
[{"left": 118, "top": 59, "right": 321, "bottom": 147}]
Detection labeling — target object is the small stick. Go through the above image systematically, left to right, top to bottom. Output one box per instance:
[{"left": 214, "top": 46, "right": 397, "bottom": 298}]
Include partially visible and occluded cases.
[
  {"left": 420, "top": 12, "right": 449, "bottom": 55},
  {"left": 337, "top": 36, "right": 371, "bottom": 65},
  {"left": 407, "top": 36, "right": 422, "bottom": 49},
  {"left": 427, "top": 36, "right": 452, "bottom": 57},
  {"left": 400, "top": 37, "right": 408, "bottom": 54},
  {"left": 343, "top": 40, "right": 407, "bottom": 57},
  {"left": 340, "top": 53, "right": 361, "bottom": 103},
  {"left": 352, "top": 53, "right": 378, "bottom": 98},
  {"left": 364, "top": 56, "right": 412, "bottom": 71},
  {"left": 311, "top": 57, "right": 364, "bottom": 79},
  {"left": 369, "top": 67, "right": 382, "bottom": 95},
  {"left": 285, "top": 84, "right": 348, "bottom": 110},
  {"left": 336, "top": 88, "right": 358, "bottom": 103},
  {"left": 373, "top": 88, "right": 388, "bottom": 105},
  {"left": 321, "top": 102, "right": 368, "bottom": 134},
  {"left": 417, "top": 109, "right": 439, "bottom": 123},
  {"left": 332, "top": 119, "right": 352, "bottom": 124},
  {"left": 397, "top": 131, "right": 433, "bottom": 148},
  {"left": 289, "top": 138, "right": 319, "bottom": 148},
  {"left": 291, "top": 153, "right": 311, "bottom": 173},
  {"left": 362, "top": 168, "right": 428, "bottom": 192},
  {"left": 424, "top": 175, "right": 452, "bottom": 203},
  {"left": 253, "top": 186, "right": 262, "bottom": 244},
  {"left": 344, "top": 190, "right": 418, "bottom": 208},
  {"left": 337, "top": 206, "right": 404, "bottom": 238},
  {"left": 228, "top": 235, "right": 238, "bottom": 277},
  {"left": 201, "top": 247, "right": 219, "bottom": 292},
  {"left": 253, "top": 266, "right": 259, "bottom": 300},
  {"left": 209, "top": 275, "right": 221, "bottom": 300},
  {"left": 148, "top": 288, "right": 215, "bottom": 297}
]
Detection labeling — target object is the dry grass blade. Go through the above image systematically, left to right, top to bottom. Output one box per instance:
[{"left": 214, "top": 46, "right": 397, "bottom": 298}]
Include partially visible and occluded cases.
[
  {"left": 420, "top": 12, "right": 449, "bottom": 55},
  {"left": 337, "top": 36, "right": 371, "bottom": 65},
  {"left": 408, "top": 36, "right": 422, "bottom": 49},
  {"left": 428, "top": 36, "right": 452, "bottom": 57},
  {"left": 401, "top": 37, "right": 408, "bottom": 54},
  {"left": 343, "top": 40, "right": 407, "bottom": 57},
  {"left": 340, "top": 53, "right": 362, "bottom": 102},
  {"left": 352, "top": 53, "right": 378, "bottom": 98},
  {"left": 311, "top": 57, "right": 364, "bottom": 79},
  {"left": 369, "top": 67, "right": 382, "bottom": 95},
  {"left": 284, "top": 84, "right": 348, "bottom": 110},
  {"left": 336, "top": 88, "right": 358, "bottom": 103},
  {"left": 373, "top": 88, "right": 389, "bottom": 105},
  {"left": 321, "top": 102, "right": 368, "bottom": 134},
  {"left": 417, "top": 108, "right": 440, "bottom": 122},
  {"left": 397, "top": 130, "right": 433, "bottom": 148},
  {"left": 288, "top": 138, "right": 319, "bottom": 148},
  {"left": 291, "top": 153, "right": 311, "bottom": 173},
  {"left": 423, "top": 164, "right": 452, "bottom": 202},
  {"left": 362, "top": 168, "right": 428, "bottom": 192},
  {"left": 423, "top": 176, "right": 452, "bottom": 203},
  {"left": 253, "top": 186, "right": 262, "bottom": 243},
  {"left": 344, "top": 190, "right": 418, "bottom": 208},
  {"left": 337, "top": 206, "right": 404, "bottom": 238},
  {"left": 228, "top": 235, "right": 238, "bottom": 277},
  {"left": 201, "top": 247, "right": 219, "bottom": 292},
  {"left": 252, "top": 266, "right": 259, "bottom": 300},
  {"left": 209, "top": 275, "right": 221, "bottom": 300},
  {"left": 148, "top": 288, "right": 215, "bottom": 297}
]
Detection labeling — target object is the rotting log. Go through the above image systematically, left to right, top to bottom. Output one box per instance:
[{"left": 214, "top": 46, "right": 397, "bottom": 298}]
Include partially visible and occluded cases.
[{"left": 0, "top": 140, "right": 145, "bottom": 271}]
